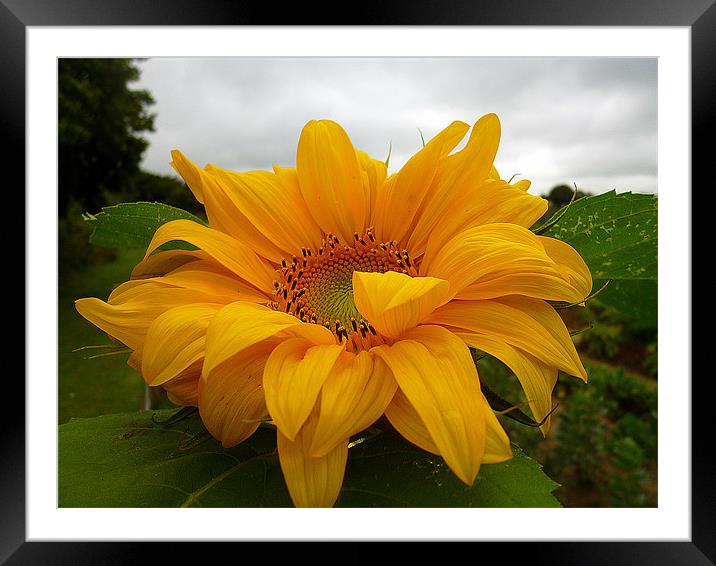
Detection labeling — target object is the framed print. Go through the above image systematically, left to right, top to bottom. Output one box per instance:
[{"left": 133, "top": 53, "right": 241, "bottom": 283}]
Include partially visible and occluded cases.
[{"left": 8, "top": 0, "right": 706, "bottom": 563}]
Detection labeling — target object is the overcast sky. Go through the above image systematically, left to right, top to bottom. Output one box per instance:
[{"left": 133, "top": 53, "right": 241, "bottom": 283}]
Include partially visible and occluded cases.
[{"left": 135, "top": 57, "right": 657, "bottom": 197}]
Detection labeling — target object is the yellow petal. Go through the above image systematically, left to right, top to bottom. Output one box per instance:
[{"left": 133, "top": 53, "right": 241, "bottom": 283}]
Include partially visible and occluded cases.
[
  {"left": 441, "top": 113, "right": 502, "bottom": 193},
  {"left": 407, "top": 114, "right": 501, "bottom": 256},
  {"left": 296, "top": 120, "right": 367, "bottom": 244},
  {"left": 372, "top": 121, "right": 469, "bottom": 245},
  {"left": 169, "top": 149, "right": 205, "bottom": 204},
  {"left": 356, "top": 149, "right": 387, "bottom": 226},
  {"left": 171, "top": 150, "right": 286, "bottom": 263},
  {"left": 489, "top": 164, "right": 532, "bottom": 191},
  {"left": 204, "top": 165, "right": 323, "bottom": 256},
  {"left": 422, "top": 179, "right": 548, "bottom": 265},
  {"left": 513, "top": 179, "right": 532, "bottom": 191},
  {"left": 462, "top": 180, "right": 546, "bottom": 228},
  {"left": 144, "top": 219, "right": 276, "bottom": 295},
  {"left": 421, "top": 223, "right": 588, "bottom": 303},
  {"left": 538, "top": 236, "right": 593, "bottom": 299},
  {"left": 130, "top": 248, "right": 207, "bottom": 279},
  {"left": 97, "top": 261, "right": 261, "bottom": 353},
  {"left": 161, "top": 261, "right": 270, "bottom": 303},
  {"left": 116, "top": 264, "right": 267, "bottom": 305},
  {"left": 108, "top": 267, "right": 254, "bottom": 306},
  {"left": 352, "top": 271, "right": 450, "bottom": 339},
  {"left": 75, "top": 283, "right": 217, "bottom": 351},
  {"left": 429, "top": 296, "right": 586, "bottom": 380},
  {"left": 73, "top": 297, "right": 146, "bottom": 350},
  {"left": 202, "top": 301, "right": 336, "bottom": 379},
  {"left": 141, "top": 303, "right": 221, "bottom": 386},
  {"left": 372, "top": 325, "right": 486, "bottom": 485},
  {"left": 453, "top": 332, "right": 559, "bottom": 434},
  {"left": 263, "top": 338, "right": 344, "bottom": 441},
  {"left": 199, "top": 341, "right": 274, "bottom": 448},
  {"left": 128, "top": 348, "right": 202, "bottom": 404},
  {"left": 128, "top": 350, "right": 141, "bottom": 373},
  {"left": 311, "top": 351, "right": 397, "bottom": 457},
  {"left": 162, "top": 359, "right": 202, "bottom": 406},
  {"left": 385, "top": 381, "right": 511, "bottom": 463},
  {"left": 383, "top": 387, "right": 440, "bottom": 454},
  {"left": 481, "top": 395, "right": 513, "bottom": 464},
  {"left": 277, "top": 410, "right": 348, "bottom": 508}
]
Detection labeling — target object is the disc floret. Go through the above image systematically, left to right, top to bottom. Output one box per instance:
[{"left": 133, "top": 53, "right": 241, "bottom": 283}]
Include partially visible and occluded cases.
[{"left": 271, "top": 227, "right": 417, "bottom": 349}]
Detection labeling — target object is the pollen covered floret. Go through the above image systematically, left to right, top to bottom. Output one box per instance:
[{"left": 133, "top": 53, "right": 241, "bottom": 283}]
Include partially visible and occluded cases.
[{"left": 271, "top": 227, "right": 417, "bottom": 349}]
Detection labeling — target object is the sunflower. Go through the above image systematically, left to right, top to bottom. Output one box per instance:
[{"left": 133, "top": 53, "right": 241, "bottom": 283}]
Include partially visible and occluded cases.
[{"left": 76, "top": 114, "right": 591, "bottom": 507}]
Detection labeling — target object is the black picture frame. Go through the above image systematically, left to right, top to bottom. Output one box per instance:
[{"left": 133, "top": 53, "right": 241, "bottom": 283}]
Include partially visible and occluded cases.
[{"left": 8, "top": 0, "right": 704, "bottom": 563}]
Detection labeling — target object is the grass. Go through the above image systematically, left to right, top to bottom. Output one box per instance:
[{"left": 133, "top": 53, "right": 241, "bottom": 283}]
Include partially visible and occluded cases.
[{"left": 58, "top": 248, "right": 148, "bottom": 424}]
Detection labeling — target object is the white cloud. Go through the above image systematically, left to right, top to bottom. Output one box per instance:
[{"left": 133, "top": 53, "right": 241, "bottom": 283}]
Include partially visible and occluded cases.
[{"left": 135, "top": 57, "right": 657, "bottom": 196}]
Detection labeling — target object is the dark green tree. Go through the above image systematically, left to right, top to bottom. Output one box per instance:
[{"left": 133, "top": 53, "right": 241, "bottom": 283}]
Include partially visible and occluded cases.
[
  {"left": 58, "top": 58, "right": 155, "bottom": 217},
  {"left": 546, "top": 184, "right": 591, "bottom": 208},
  {"left": 547, "top": 184, "right": 577, "bottom": 207}
]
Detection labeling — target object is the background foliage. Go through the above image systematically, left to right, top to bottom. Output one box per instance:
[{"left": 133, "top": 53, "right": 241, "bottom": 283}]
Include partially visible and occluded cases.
[
  {"left": 58, "top": 59, "right": 203, "bottom": 271},
  {"left": 59, "top": 59, "right": 155, "bottom": 217}
]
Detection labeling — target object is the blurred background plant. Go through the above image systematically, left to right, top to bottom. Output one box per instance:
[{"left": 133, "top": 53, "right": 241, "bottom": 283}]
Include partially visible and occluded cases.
[{"left": 58, "top": 58, "right": 658, "bottom": 508}]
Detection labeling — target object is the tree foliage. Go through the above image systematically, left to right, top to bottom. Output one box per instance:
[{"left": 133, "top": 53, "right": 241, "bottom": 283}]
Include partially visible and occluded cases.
[{"left": 58, "top": 59, "right": 156, "bottom": 217}]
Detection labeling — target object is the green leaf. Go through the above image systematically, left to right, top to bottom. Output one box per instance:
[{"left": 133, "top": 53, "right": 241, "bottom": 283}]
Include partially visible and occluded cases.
[
  {"left": 541, "top": 190, "right": 657, "bottom": 281},
  {"left": 541, "top": 191, "right": 657, "bottom": 322},
  {"left": 84, "top": 201, "right": 207, "bottom": 250},
  {"left": 593, "top": 278, "right": 657, "bottom": 328},
  {"left": 59, "top": 409, "right": 291, "bottom": 507},
  {"left": 59, "top": 410, "right": 560, "bottom": 508},
  {"left": 339, "top": 428, "right": 560, "bottom": 507}
]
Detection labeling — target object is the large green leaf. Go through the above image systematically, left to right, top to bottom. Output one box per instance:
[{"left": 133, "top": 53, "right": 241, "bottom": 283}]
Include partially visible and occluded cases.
[
  {"left": 540, "top": 190, "right": 657, "bottom": 280},
  {"left": 540, "top": 191, "right": 657, "bottom": 323},
  {"left": 84, "top": 202, "right": 206, "bottom": 250},
  {"left": 592, "top": 278, "right": 657, "bottom": 328},
  {"left": 58, "top": 409, "right": 560, "bottom": 508},
  {"left": 341, "top": 428, "right": 560, "bottom": 507}
]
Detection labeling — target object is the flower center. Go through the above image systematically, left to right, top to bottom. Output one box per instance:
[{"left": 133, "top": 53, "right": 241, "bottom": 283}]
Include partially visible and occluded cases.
[{"left": 271, "top": 227, "right": 417, "bottom": 349}]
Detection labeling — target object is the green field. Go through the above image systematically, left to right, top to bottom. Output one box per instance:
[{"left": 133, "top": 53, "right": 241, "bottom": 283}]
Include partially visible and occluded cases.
[{"left": 59, "top": 248, "right": 148, "bottom": 424}]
